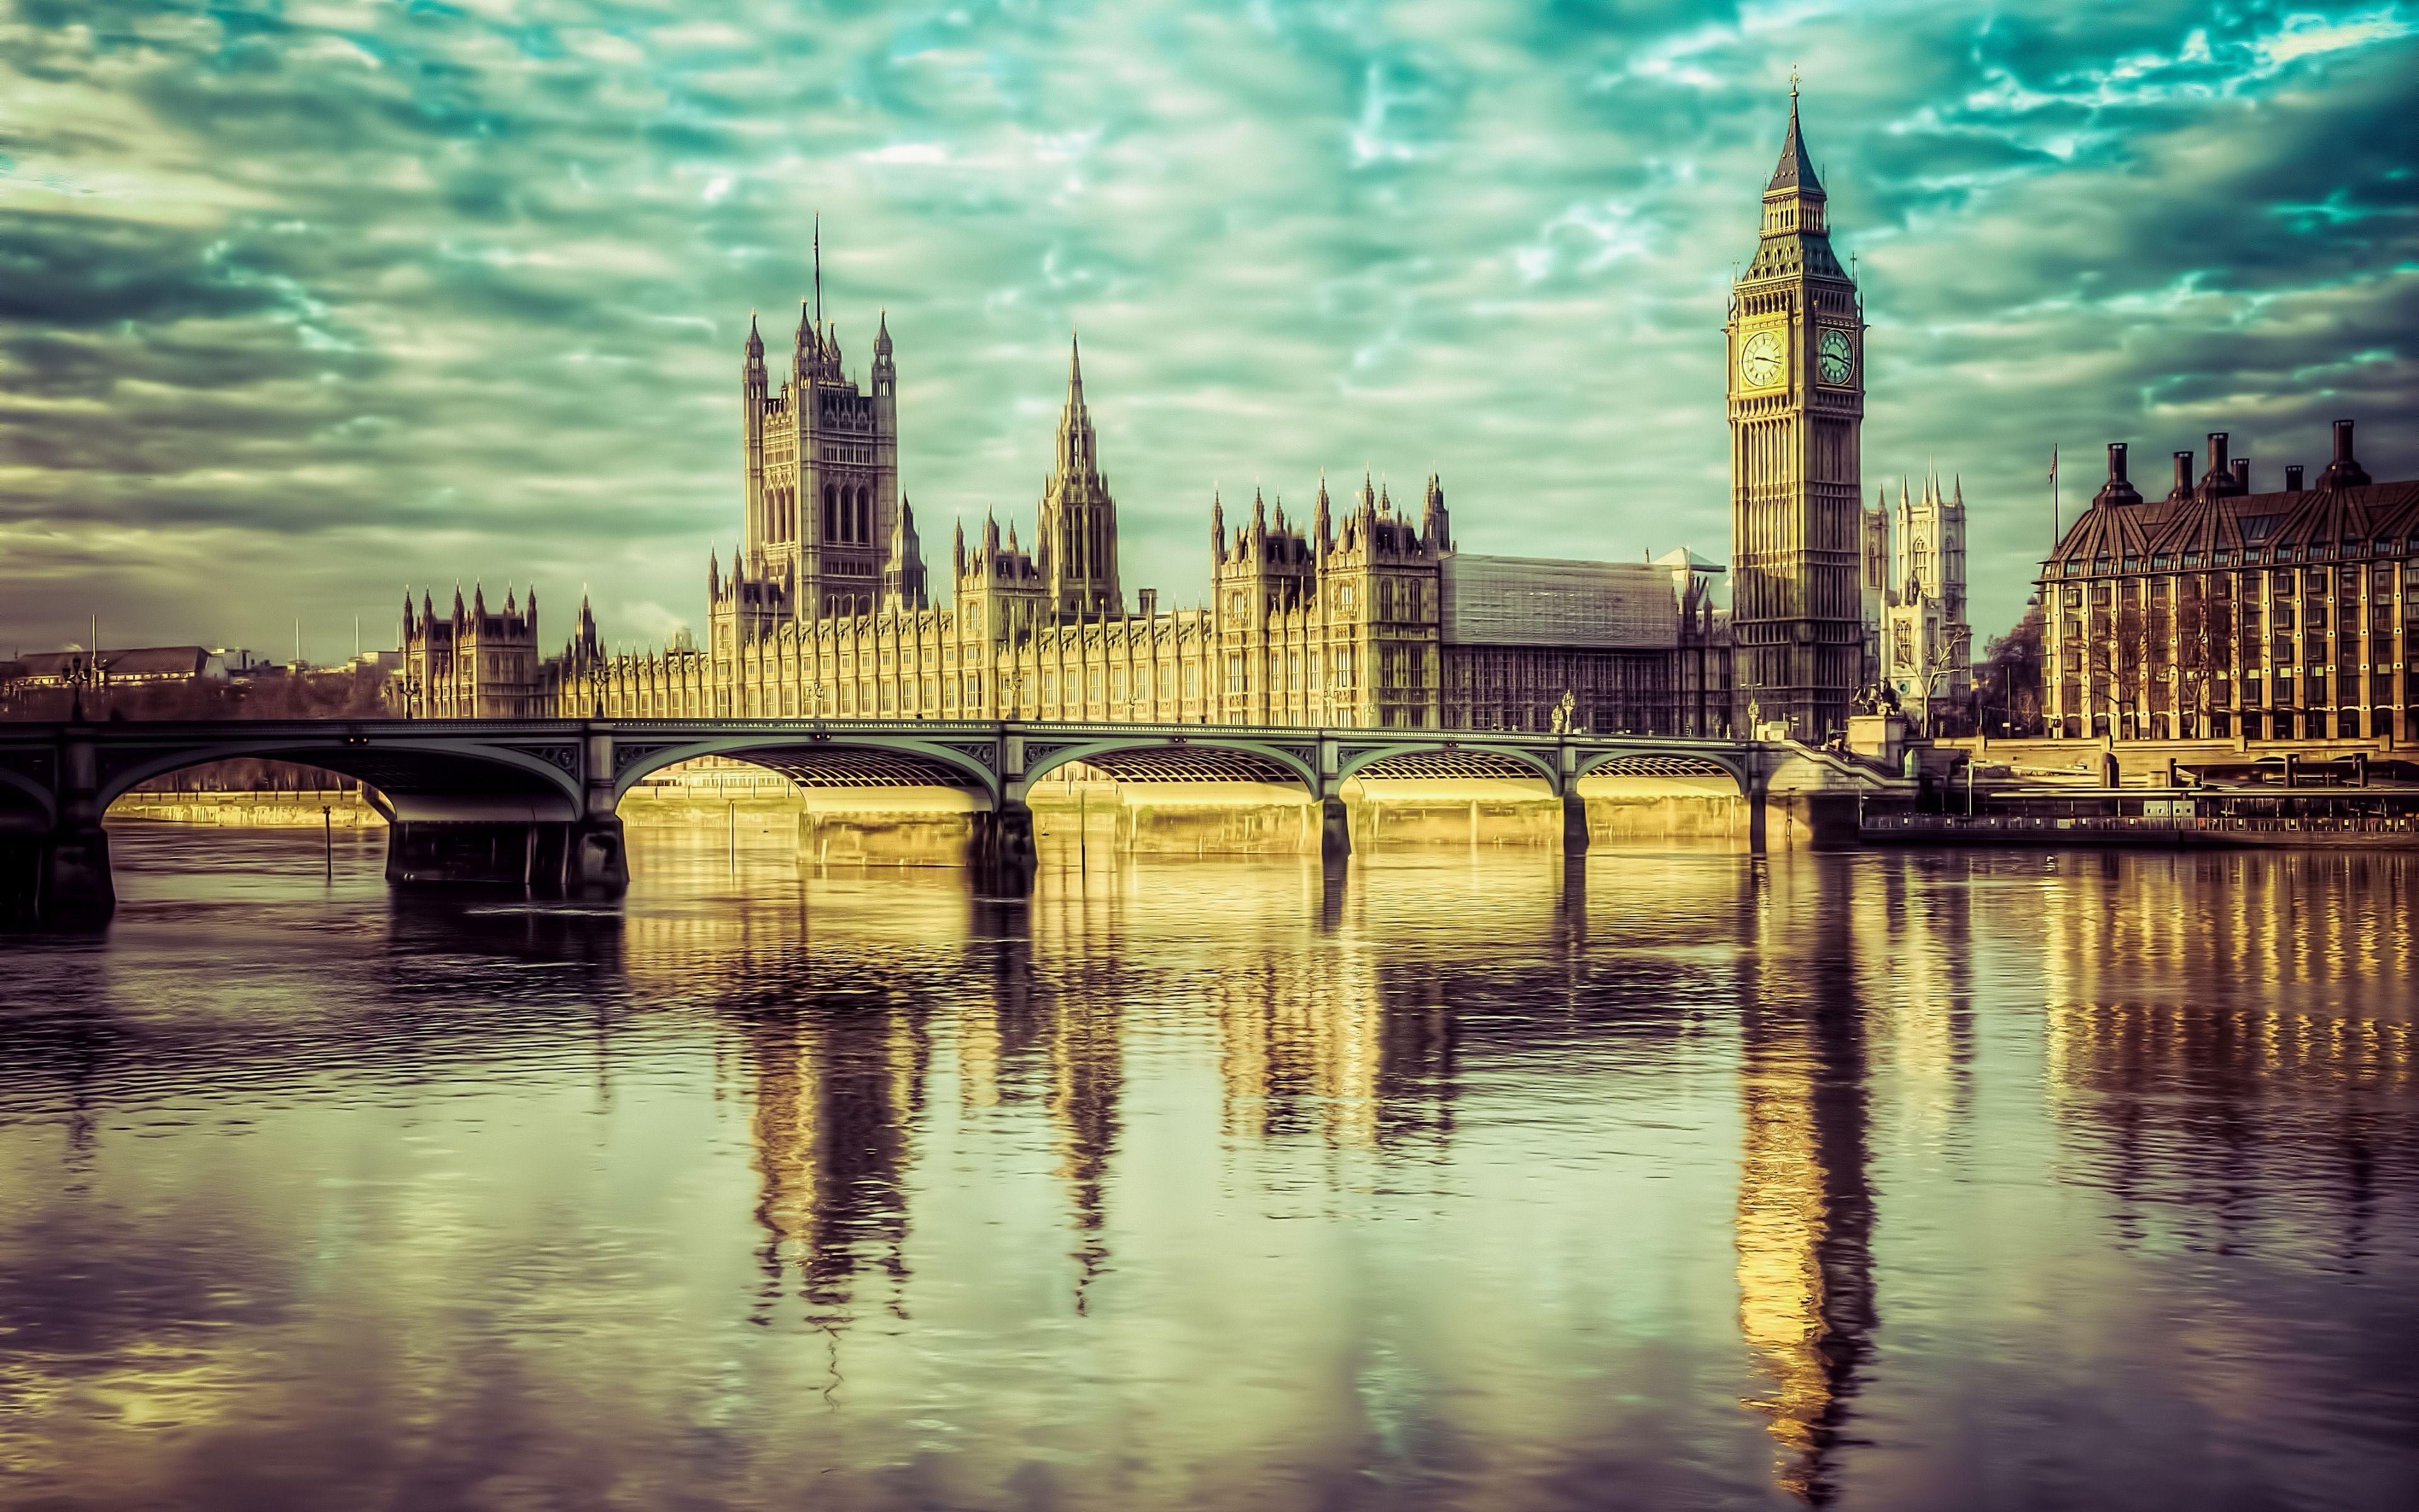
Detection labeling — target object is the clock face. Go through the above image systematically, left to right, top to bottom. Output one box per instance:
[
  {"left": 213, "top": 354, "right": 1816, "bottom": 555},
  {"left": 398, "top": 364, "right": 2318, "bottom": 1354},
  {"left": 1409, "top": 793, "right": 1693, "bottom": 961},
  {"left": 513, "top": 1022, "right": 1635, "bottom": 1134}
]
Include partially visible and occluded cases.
[
  {"left": 1817, "top": 327, "right": 1856, "bottom": 386},
  {"left": 1737, "top": 329, "right": 1783, "bottom": 389}
]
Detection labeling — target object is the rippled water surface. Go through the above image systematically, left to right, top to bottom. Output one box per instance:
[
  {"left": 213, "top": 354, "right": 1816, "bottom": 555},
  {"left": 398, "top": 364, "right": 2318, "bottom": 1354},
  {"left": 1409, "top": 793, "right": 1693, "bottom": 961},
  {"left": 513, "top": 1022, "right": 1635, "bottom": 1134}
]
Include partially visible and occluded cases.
[{"left": 4, "top": 828, "right": 2417, "bottom": 1511}]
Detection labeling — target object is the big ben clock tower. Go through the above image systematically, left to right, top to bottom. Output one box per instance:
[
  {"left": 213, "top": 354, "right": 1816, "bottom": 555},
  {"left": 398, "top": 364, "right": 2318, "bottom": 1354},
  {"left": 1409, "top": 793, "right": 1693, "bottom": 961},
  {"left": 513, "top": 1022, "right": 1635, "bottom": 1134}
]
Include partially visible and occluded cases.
[{"left": 1728, "top": 84, "right": 1864, "bottom": 741}]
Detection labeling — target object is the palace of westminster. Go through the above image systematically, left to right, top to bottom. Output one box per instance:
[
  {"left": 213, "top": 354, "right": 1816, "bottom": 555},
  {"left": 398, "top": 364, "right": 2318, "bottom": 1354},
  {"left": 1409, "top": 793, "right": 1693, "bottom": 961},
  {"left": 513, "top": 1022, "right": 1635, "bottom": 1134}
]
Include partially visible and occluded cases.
[{"left": 394, "top": 94, "right": 2412, "bottom": 748}]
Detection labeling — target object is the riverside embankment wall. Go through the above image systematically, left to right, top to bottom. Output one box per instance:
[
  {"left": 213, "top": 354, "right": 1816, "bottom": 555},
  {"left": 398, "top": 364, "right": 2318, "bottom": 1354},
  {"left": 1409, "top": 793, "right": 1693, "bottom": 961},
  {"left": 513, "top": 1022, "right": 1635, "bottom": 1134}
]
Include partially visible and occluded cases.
[{"left": 106, "top": 771, "right": 1763, "bottom": 859}]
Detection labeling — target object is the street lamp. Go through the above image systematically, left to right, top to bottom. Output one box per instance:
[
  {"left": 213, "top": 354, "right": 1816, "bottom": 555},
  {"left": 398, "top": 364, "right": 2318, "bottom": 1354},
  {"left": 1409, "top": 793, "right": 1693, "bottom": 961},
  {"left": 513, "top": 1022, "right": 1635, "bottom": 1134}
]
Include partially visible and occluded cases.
[{"left": 62, "top": 651, "right": 96, "bottom": 721}]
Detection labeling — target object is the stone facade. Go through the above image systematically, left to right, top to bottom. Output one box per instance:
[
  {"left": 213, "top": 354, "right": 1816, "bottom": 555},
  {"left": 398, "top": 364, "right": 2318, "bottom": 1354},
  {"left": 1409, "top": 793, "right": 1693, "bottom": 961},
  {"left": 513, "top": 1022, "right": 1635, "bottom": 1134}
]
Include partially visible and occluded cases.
[{"left": 2039, "top": 421, "right": 2418, "bottom": 741}]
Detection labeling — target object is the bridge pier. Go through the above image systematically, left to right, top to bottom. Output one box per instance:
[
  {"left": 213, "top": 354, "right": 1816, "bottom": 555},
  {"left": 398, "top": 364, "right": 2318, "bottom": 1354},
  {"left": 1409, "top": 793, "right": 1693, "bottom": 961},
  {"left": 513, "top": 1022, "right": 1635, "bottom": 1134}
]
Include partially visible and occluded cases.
[
  {"left": 1, "top": 724, "right": 114, "bottom": 927},
  {"left": 1747, "top": 782, "right": 1769, "bottom": 854},
  {"left": 1561, "top": 789, "right": 1590, "bottom": 855},
  {"left": 1319, "top": 795, "right": 1352, "bottom": 862},
  {"left": 967, "top": 798, "right": 1037, "bottom": 890},
  {"left": 384, "top": 816, "right": 627, "bottom": 898},
  {"left": 0, "top": 825, "right": 115, "bottom": 927}
]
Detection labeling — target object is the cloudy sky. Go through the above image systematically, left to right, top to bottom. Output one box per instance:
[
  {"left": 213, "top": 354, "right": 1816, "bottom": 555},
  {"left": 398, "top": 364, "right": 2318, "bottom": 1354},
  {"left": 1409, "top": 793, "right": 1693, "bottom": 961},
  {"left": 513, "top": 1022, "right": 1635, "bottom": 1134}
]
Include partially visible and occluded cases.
[{"left": 2, "top": 0, "right": 2414, "bottom": 659}]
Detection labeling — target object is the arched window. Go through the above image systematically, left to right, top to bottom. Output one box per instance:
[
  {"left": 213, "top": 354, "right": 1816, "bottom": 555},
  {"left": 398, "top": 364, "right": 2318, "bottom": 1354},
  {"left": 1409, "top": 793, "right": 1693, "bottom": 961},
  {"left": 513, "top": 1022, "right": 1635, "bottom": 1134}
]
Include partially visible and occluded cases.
[
  {"left": 824, "top": 485, "right": 838, "bottom": 541},
  {"left": 856, "top": 488, "right": 871, "bottom": 544}
]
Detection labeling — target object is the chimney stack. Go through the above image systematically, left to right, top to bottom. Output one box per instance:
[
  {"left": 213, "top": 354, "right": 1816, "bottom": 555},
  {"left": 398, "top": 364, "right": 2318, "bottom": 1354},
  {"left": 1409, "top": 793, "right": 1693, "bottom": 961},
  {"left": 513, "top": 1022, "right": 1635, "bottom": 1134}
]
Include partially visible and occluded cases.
[
  {"left": 2318, "top": 418, "right": 2372, "bottom": 490},
  {"left": 2198, "top": 432, "right": 2237, "bottom": 499},
  {"left": 2096, "top": 442, "right": 2144, "bottom": 507},
  {"left": 2171, "top": 450, "right": 2195, "bottom": 501},
  {"left": 2232, "top": 457, "right": 2251, "bottom": 493},
  {"left": 2285, "top": 464, "right": 2305, "bottom": 493},
  {"left": 1137, "top": 587, "right": 1158, "bottom": 617}
]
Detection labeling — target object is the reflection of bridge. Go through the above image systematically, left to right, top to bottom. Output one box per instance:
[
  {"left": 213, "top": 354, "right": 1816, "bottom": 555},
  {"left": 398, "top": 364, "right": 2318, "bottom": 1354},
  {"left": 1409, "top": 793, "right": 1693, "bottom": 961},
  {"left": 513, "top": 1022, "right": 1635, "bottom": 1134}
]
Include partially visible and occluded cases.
[{"left": 0, "top": 717, "right": 1887, "bottom": 920}]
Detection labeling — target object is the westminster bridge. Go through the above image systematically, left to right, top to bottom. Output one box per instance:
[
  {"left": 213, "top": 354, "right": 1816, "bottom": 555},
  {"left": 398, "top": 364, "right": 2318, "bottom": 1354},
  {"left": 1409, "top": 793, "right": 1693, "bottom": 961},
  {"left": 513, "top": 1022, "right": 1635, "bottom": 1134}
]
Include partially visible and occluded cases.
[{"left": 0, "top": 716, "right": 1891, "bottom": 922}]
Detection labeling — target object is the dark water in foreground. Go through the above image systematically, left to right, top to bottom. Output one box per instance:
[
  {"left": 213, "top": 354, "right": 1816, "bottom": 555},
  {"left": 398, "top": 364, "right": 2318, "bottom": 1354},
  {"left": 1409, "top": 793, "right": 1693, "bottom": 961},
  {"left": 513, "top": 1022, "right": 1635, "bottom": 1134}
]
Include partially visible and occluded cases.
[{"left": 3, "top": 828, "right": 2416, "bottom": 1511}]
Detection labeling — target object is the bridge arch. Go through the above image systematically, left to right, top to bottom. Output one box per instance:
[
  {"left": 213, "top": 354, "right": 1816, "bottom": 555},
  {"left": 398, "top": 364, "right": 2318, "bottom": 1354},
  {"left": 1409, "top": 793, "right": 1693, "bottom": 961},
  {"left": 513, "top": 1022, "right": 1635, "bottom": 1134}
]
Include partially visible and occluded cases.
[
  {"left": 608, "top": 732, "right": 1004, "bottom": 809},
  {"left": 95, "top": 733, "right": 585, "bottom": 822},
  {"left": 1017, "top": 735, "right": 1319, "bottom": 798},
  {"left": 1335, "top": 742, "right": 1561, "bottom": 791},
  {"left": 1573, "top": 747, "right": 1752, "bottom": 794},
  {"left": 0, "top": 765, "right": 56, "bottom": 829}
]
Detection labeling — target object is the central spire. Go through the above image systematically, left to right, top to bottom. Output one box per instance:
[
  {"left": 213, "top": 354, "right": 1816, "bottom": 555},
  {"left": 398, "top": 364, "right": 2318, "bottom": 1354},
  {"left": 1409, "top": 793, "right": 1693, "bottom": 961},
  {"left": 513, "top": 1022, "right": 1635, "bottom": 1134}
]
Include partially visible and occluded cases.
[
  {"left": 1038, "top": 329, "right": 1119, "bottom": 617},
  {"left": 1057, "top": 331, "right": 1094, "bottom": 475}
]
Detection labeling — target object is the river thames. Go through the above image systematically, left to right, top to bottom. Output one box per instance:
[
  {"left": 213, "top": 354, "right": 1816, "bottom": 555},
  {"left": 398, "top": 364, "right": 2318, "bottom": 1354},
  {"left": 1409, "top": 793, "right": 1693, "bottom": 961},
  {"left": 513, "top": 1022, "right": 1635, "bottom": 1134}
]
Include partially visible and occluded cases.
[{"left": 3, "top": 828, "right": 2415, "bottom": 1510}]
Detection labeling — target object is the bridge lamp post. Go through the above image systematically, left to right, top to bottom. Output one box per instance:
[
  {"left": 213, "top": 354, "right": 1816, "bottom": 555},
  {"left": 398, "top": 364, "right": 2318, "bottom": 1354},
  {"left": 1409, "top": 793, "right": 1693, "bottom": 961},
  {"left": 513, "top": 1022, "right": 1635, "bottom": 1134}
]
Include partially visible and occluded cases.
[{"left": 62, "top": 652, "right": 96, "bottom": 721}]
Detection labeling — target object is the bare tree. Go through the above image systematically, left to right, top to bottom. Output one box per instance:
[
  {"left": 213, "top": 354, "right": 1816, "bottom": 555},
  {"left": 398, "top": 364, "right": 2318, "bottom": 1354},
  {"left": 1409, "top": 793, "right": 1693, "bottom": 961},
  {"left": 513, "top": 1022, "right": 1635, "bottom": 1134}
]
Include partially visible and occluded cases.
[
  {"left": 2174, "top": 585, "right": 2234, "bottom": 737},
  {"left": 2076, "top": 597, "right": 2156, "bottom": 736},
  {"left": 1980, "top": 602, "right": 2045, "bottom": 736},
  {"left": 1912, "top": 623, "right": 1972, "bottom": 735}
]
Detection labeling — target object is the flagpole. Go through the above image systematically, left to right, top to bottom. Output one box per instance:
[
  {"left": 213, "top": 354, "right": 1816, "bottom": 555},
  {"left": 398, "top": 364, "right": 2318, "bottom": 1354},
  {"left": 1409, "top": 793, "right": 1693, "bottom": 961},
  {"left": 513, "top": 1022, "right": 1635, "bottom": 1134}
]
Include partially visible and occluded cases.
[{"left": 2050, "top": 445, "right": 2060, "bottom": 559}]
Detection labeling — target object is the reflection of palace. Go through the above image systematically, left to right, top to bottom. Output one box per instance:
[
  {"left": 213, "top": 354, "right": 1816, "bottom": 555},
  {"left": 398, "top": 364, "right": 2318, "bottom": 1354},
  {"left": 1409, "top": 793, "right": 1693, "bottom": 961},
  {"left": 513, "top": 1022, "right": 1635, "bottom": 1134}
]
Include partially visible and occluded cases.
[
  {"left": 1735, "top": 864, "right": 1876, "bottom": 1507},
  {"left": 1208, "top": 936, "right": 1457, "bottom": 1153},
  {"left": 741, "top": 1004, "right": 927, "bottom": 1322}
]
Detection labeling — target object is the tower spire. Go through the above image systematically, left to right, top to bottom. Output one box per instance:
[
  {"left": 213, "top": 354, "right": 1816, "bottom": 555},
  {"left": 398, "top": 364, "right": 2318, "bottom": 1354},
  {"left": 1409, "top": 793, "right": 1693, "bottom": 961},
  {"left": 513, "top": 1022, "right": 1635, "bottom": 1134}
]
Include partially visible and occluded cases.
[
  {"left": 1767, "top": 76, "right": 1823, "bottom": 198},
  {"left": 812, "top": 212, "right": 822, "bottom": 333}
]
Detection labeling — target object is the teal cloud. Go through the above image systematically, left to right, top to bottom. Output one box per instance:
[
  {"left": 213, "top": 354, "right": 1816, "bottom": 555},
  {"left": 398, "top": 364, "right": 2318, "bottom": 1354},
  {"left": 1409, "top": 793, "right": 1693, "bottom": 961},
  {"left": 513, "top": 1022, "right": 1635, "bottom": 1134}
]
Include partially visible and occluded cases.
[{"left": 0, "top": 0, "right": 2411, "bottom": 656}]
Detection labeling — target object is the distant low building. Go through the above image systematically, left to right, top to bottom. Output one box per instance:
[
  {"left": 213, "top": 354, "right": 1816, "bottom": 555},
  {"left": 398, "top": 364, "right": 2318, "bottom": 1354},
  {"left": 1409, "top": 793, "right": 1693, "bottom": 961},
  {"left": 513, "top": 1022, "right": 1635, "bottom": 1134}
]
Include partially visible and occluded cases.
[{"left": 11, "top": 646, "right": 227, "bottom": 687}]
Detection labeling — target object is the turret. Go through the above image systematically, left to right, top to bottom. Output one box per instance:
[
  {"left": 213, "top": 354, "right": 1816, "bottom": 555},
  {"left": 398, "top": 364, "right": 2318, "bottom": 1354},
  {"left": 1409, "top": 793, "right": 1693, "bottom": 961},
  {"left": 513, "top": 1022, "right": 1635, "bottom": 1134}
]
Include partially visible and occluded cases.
[
  {"left": 872, "top": 309, "right": 895, "bottom": 401},
  {"left": 1421, "top": 473, "right": 1450, "bottom": 552},
  {"left": 1313, "top": 475, "right": 1333, "bottom": 556},
  {"left": 884, "top": 494, "right": 928, "bottom": 609},
  {"left": 951, "top": 516, "right": 966, "bottom": 577}
]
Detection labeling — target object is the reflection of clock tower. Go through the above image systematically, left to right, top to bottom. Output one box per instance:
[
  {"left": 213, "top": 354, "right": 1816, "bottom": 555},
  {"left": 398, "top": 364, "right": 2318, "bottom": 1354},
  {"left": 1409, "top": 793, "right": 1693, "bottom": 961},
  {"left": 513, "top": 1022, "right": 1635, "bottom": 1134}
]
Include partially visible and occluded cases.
[{"left": 1728, "top": 86, "right": 1864, "bottom": 741}]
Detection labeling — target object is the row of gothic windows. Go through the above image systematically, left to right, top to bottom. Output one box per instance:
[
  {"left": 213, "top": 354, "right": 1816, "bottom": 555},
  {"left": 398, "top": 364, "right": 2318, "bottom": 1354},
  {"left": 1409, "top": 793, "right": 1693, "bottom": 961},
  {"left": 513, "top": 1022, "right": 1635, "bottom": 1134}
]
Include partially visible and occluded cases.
[
  {"left": 766, "top": 482, "right": 877, "bottom": 545},
  {"left": 827, "top": 483, "right": 873, "bottom": 544}
]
